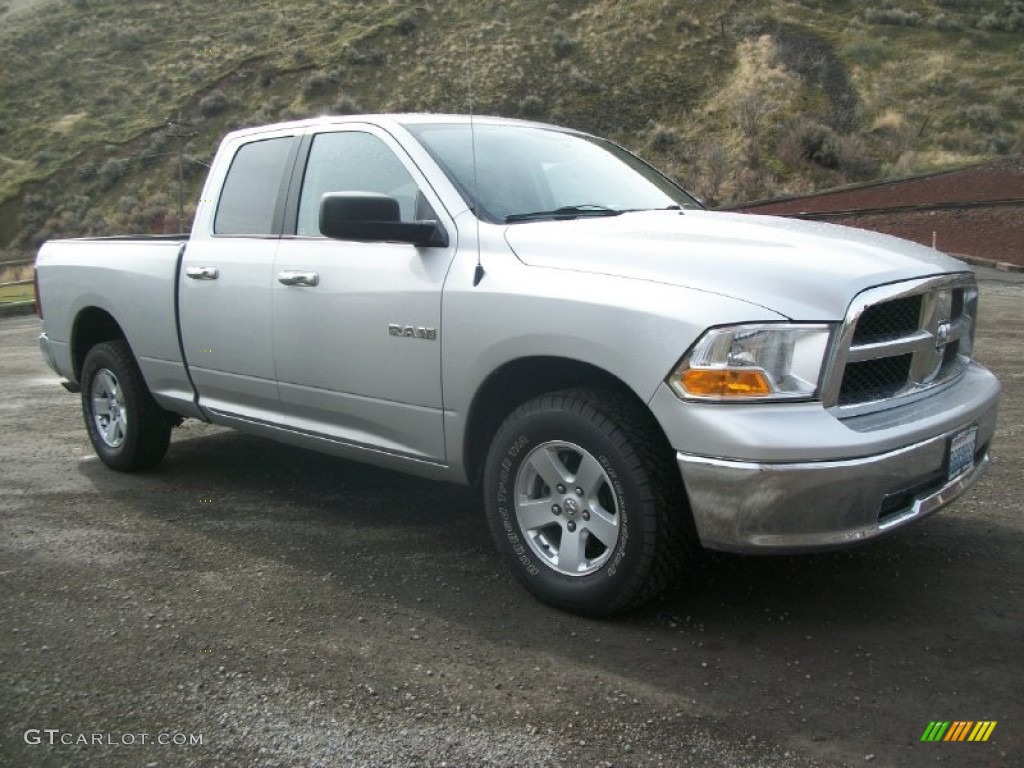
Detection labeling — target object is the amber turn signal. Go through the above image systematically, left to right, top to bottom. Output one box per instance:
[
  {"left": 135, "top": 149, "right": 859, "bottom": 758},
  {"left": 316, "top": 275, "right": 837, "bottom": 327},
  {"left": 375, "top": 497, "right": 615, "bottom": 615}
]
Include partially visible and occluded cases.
[{"left": 679, "top": 369, "right": 772, "bottom": 397}]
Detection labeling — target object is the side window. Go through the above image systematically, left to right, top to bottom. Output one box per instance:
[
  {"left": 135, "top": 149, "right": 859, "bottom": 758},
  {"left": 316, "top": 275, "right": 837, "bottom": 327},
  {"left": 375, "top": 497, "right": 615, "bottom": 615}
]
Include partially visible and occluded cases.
[
  {"left": 296, "top": 131, "right": 431, "bottom": 237},
  {"left": 214, "top": 137, "right": 294, "bottom": 235}
]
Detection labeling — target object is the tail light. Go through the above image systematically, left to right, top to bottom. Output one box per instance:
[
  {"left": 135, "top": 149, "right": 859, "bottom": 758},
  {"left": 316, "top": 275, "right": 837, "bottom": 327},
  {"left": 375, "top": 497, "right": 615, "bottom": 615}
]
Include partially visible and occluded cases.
[{"left": 33, "top": 267, "right": 43, "bottom": 319}]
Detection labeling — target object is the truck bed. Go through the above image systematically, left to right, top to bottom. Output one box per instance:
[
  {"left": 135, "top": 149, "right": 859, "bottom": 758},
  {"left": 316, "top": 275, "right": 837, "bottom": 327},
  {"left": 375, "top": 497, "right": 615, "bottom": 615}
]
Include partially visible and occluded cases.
[{"left": 35, "top": 237, "right": 197, "bottom": 414}]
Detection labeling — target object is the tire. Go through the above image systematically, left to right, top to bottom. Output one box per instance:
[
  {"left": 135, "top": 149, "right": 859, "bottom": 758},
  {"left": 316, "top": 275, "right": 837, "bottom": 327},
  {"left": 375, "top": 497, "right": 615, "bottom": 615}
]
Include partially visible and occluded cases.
[
  {"left": 80, "top": 340, "right": 172, "bottom": 471},
  {"left": 483, "top": 388, "right": 690, "bottom": 616}
]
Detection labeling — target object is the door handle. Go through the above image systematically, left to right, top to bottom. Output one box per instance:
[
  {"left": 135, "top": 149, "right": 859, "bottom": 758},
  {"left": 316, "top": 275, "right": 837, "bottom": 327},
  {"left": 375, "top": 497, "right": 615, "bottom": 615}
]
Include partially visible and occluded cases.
[
  {"left": 185, "top": 266, "right": 219, "bottom": 280},
  {"left": 277, "top": 271, "right": 320, "bottom": 287}
]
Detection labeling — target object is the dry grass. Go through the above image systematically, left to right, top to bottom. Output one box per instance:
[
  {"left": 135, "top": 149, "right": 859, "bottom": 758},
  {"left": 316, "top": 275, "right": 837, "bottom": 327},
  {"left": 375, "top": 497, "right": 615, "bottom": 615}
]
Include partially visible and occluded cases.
[{"left": 0, "top": 282, "right": 33, "bottom": 304}]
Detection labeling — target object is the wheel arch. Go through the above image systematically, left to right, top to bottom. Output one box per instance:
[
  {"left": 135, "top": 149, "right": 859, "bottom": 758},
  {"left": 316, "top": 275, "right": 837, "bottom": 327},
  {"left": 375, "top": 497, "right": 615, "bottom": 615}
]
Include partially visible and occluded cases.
[
  {"left": 71, "top": 307, "right": 128, "bottom": 382},
  {"left": 462, "top": 356, "right": 672, "bottom": 486}
]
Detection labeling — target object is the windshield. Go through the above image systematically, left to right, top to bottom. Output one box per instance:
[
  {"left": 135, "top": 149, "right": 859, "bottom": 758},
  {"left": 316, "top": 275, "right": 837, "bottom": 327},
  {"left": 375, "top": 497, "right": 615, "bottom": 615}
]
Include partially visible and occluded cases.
[{"left": 405, "top": 122, "right": 702, "bottom": 223}]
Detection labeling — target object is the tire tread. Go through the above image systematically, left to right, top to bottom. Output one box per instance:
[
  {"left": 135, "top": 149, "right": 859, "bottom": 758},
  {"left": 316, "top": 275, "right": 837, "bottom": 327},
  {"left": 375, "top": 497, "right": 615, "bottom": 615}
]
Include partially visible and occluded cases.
[
  {"left": 81, "top": 340, "right": 172, "bottom": 471},
  {"left": 486, "top": 387, "right": 692, "bottom": 616}
]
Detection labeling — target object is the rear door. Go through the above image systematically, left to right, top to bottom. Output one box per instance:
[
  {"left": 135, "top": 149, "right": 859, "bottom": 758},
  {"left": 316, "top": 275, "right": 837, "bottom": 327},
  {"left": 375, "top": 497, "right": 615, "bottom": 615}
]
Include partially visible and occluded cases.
[
  {"left": 272, "top": 125, "right": 456, "bottom": 461},
  {"left": 179, "top": 132, "right": 298, "bottom": 423}
]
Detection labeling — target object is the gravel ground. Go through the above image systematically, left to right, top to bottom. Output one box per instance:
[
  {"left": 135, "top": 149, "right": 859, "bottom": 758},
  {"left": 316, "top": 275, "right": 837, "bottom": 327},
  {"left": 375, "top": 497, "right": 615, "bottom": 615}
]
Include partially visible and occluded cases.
[{"left": 1, "top": 268, "right": 1022, "bottom": 768}]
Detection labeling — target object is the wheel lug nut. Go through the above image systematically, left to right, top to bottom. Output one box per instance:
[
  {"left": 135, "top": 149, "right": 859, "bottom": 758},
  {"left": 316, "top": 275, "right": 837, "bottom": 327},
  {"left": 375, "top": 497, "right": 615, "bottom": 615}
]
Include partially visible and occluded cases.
[
  {"left": 556, "top": 484, "right": 566, "bottom": 494},
  {"left": 575, "top": 487, "right": 583, "bottom": 496},
  {"left": 552, "top": 504, "right": 562, "bottom": 516},
  {"left": 582, "top": 510, "right": 590, "bottom": 521},
  {"left": 566, "top": 521, "right": 576, "bottom": 532}
]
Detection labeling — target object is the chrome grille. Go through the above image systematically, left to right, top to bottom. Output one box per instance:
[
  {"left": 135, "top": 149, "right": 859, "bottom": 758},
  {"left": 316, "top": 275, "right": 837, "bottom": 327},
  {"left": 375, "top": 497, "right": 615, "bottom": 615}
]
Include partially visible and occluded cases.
[
  {"left": 823, "top": 274, "right": 977, "bottom": 415},
  {"left": 852, "top": 295, "right": 922, "bottom": 344},
  {"left": 839, "top": 354, "right": 913, "bottom": 405}
]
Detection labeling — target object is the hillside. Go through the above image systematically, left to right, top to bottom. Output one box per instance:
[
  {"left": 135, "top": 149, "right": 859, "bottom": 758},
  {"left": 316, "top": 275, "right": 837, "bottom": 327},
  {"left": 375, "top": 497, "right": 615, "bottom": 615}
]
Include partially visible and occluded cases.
[{"left": 1, "top": 0, "right": 1022, "bottom": 255}]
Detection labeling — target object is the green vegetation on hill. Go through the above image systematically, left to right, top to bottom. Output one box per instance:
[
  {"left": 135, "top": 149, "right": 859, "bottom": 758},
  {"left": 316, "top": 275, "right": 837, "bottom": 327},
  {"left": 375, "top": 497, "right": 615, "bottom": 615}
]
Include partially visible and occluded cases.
[{"left": 0, "top": 0, "right": 1022, "bottom": 254}]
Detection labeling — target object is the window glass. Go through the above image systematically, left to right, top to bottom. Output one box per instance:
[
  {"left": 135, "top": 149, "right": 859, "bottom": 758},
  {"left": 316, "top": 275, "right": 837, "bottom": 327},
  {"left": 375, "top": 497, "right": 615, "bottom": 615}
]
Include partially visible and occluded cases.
[
  {"left": 406, "top": 123, "right": 701, "bottom": 223},
  {"left": 297, "top": 131, "right": 425, "bottom": 237},
  {"left": 214, "top": 137, "right": 294, "bottom": 235}
]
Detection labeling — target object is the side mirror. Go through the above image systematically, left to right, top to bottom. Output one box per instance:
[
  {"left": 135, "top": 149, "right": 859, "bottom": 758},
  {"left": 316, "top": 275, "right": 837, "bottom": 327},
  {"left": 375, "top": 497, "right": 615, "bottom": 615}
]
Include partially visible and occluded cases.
[{"left": 319, "top": 192, "right": 448, "bottom": 247}]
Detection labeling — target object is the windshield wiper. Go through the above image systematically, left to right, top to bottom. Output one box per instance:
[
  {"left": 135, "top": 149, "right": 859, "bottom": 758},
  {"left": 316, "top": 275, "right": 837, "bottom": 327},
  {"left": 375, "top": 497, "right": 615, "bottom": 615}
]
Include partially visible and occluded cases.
[
  {"left": 505, "top": 204, "right": 624, "bottom": 223},
  {"left": 617, "top": 205, "right": 683, "bottom": 213}
]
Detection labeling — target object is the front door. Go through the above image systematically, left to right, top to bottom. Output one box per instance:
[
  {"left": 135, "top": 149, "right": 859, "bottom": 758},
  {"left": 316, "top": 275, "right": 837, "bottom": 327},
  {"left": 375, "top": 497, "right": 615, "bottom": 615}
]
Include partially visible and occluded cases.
[{"left": 271, "top": 127, "right": 455, "bottom": 462}]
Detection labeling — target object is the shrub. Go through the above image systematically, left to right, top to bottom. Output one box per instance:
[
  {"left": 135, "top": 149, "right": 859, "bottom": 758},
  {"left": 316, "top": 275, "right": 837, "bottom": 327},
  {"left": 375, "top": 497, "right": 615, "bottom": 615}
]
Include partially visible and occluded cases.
[
  {"left": 977, "top": 4, "right": 1024, "bottom": 31},
  {"left": 865, "top": 8, "right": 923, "bottom": 26},
  {"left": 932, "top": 13, "right": 963, "bottom": 29},
  {"left": 395, "top": 14, "right": 418, "bottom": 35},
  {"left": 113, "top": 28, "right": 145, "bottom": 52},
  {"left": 234, "top": 29, "right": 258, "bottom": 45},
  {"left": 552, "top": 30, "right": 575, "bottom": 59},
  {"left": 843, "top": 38, "right": 887, "bottom": 65},
  {"left": 343, "top": 46, "right": 385, "bottom": 65},
  {"left": 258, "top": 63, "right": 278, "bottom": 87},
  {"left": 567, "top": 66, "right": 595, "bottom": 92},
  {"left": 302, "top": 70, "right": 335, "bottom": 98},
  {"left": 995, "top": 85, "right": 1022, "bottom": 115},
  {"left": 198, "top": 89, "right": 229, "bottom": 117},
  {"left": 517, "top": 94, "right": 545, "bottom": 117},
  {"left": 331, "top": 95, "right": 361, "bottom": 115},
  {"left": 955, "top": 103, "right": 1001, "bottom": 131},
  {"left": 798, "top": 122, "right": 841, "bottom": 168},
  {"left": 650, "top": 125, "right": 680, "bottom": 152},
  {"left": 985, "top": 133, "right": 1017, "bottom": 154},
  {"left": 836, "top": 134, "right": 879, "bottom": 179},
  {"left": 116, "top": 195, "right": 139, "bottom": 215}
]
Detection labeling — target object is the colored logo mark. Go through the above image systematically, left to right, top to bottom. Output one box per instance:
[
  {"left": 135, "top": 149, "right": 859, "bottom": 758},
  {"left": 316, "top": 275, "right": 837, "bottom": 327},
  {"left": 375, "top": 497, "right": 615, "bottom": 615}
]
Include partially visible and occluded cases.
[{"left": 921, "top": 721, "right": 997, "bottom": 742}]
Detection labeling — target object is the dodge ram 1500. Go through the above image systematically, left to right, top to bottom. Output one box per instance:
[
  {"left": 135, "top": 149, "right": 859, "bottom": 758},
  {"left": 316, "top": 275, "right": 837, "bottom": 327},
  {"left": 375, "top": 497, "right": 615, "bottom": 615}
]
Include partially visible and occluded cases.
[{"left": 36, "top": 114, "right": 1000, "bottom": 614}]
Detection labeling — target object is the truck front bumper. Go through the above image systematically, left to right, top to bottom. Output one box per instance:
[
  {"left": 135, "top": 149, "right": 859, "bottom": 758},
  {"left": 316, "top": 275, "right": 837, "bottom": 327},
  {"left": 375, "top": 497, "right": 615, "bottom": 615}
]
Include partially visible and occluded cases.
[{"left": 653, "top": 362, "right": 1000, "bottom": 553}]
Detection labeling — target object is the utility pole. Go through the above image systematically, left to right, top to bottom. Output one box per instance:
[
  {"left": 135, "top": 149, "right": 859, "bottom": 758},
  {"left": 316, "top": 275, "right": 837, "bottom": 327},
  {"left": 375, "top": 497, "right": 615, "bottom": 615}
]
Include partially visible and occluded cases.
[{"left": 166, "top": 112, "right": 196, "bottom": 233}]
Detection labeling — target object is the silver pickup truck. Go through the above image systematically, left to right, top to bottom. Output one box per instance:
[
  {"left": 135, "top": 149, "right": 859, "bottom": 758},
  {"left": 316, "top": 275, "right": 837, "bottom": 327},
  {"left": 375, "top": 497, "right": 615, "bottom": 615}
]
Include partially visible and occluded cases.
[{"left": 36, "top": 114, "right": 1000, "bottom": 615}]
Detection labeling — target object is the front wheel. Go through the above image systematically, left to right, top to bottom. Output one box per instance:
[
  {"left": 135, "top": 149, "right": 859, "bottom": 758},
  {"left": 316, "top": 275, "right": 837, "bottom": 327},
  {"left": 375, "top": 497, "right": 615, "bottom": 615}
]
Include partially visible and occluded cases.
[
  {"left": 81, "top": 340, "right": 172, "bottom": 471},
  {"left": 483, "top": 388, "right": 689, "bottom": 616}
]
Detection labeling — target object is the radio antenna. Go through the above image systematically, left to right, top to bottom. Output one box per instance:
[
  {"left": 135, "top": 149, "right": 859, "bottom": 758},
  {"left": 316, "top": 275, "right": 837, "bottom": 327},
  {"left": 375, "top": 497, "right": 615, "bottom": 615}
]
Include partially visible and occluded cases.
[{"left": 467, "top": 39, "right": 485, "bottom": 287}]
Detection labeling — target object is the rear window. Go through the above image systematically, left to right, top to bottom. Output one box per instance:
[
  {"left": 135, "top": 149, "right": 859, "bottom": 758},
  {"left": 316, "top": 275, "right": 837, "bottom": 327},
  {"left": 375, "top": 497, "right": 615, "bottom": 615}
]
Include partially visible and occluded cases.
[{"left": 214, "top": 137, "right": 295, "bottom": 235}]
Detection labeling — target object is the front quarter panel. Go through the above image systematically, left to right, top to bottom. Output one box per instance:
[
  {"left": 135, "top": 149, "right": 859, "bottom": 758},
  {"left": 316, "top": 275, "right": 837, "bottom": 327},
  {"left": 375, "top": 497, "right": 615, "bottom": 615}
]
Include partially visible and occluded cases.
[{"left": 440, "top": 222, "right": 786, "bottom": 477}]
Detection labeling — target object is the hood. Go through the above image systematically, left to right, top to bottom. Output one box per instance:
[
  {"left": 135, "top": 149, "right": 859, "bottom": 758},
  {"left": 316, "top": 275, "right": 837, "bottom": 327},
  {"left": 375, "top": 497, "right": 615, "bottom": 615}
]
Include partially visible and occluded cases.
[{"left": 503, "top": 210, "right": 967, "bottom": 319}]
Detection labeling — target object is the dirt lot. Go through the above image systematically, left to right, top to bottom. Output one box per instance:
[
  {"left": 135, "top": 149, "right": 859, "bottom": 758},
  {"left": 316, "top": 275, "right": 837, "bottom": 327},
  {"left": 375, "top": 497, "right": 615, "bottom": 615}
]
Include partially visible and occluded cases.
[{"left": 1, "top": 268, "right": 1022, "bottom": 768}]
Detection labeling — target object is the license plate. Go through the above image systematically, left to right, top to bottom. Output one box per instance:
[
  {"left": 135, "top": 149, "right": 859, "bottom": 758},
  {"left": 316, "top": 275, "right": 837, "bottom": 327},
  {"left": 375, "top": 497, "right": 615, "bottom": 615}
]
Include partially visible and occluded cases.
[{"left": 948, "top": 426, "right": 978, "bottom": 483}]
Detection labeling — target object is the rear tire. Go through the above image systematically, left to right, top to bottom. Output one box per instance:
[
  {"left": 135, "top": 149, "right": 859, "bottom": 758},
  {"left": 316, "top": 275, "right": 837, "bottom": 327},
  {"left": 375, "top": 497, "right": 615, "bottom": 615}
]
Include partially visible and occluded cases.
[
  {"left": 81, "top": 340, "right": 172, "bottom": 471},
  {"left": 483, "top": 388, "right": 690, "bottom": 616}
]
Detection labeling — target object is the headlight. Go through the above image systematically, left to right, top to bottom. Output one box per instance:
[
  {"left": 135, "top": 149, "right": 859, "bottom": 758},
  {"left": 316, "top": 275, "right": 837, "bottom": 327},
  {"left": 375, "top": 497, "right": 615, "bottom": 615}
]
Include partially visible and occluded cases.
[{"left": 668, "top": 324, "right": 833, "bottom": 402}]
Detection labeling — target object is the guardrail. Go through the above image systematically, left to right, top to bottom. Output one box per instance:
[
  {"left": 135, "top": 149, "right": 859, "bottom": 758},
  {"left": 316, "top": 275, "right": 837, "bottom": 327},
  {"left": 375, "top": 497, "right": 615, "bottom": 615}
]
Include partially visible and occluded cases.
[
  {"left": 769, "top": 197, "right": 1024, "bottom": 220},
  {"left": 0, "top": 259, "right": 36, "bottom": 316}
]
